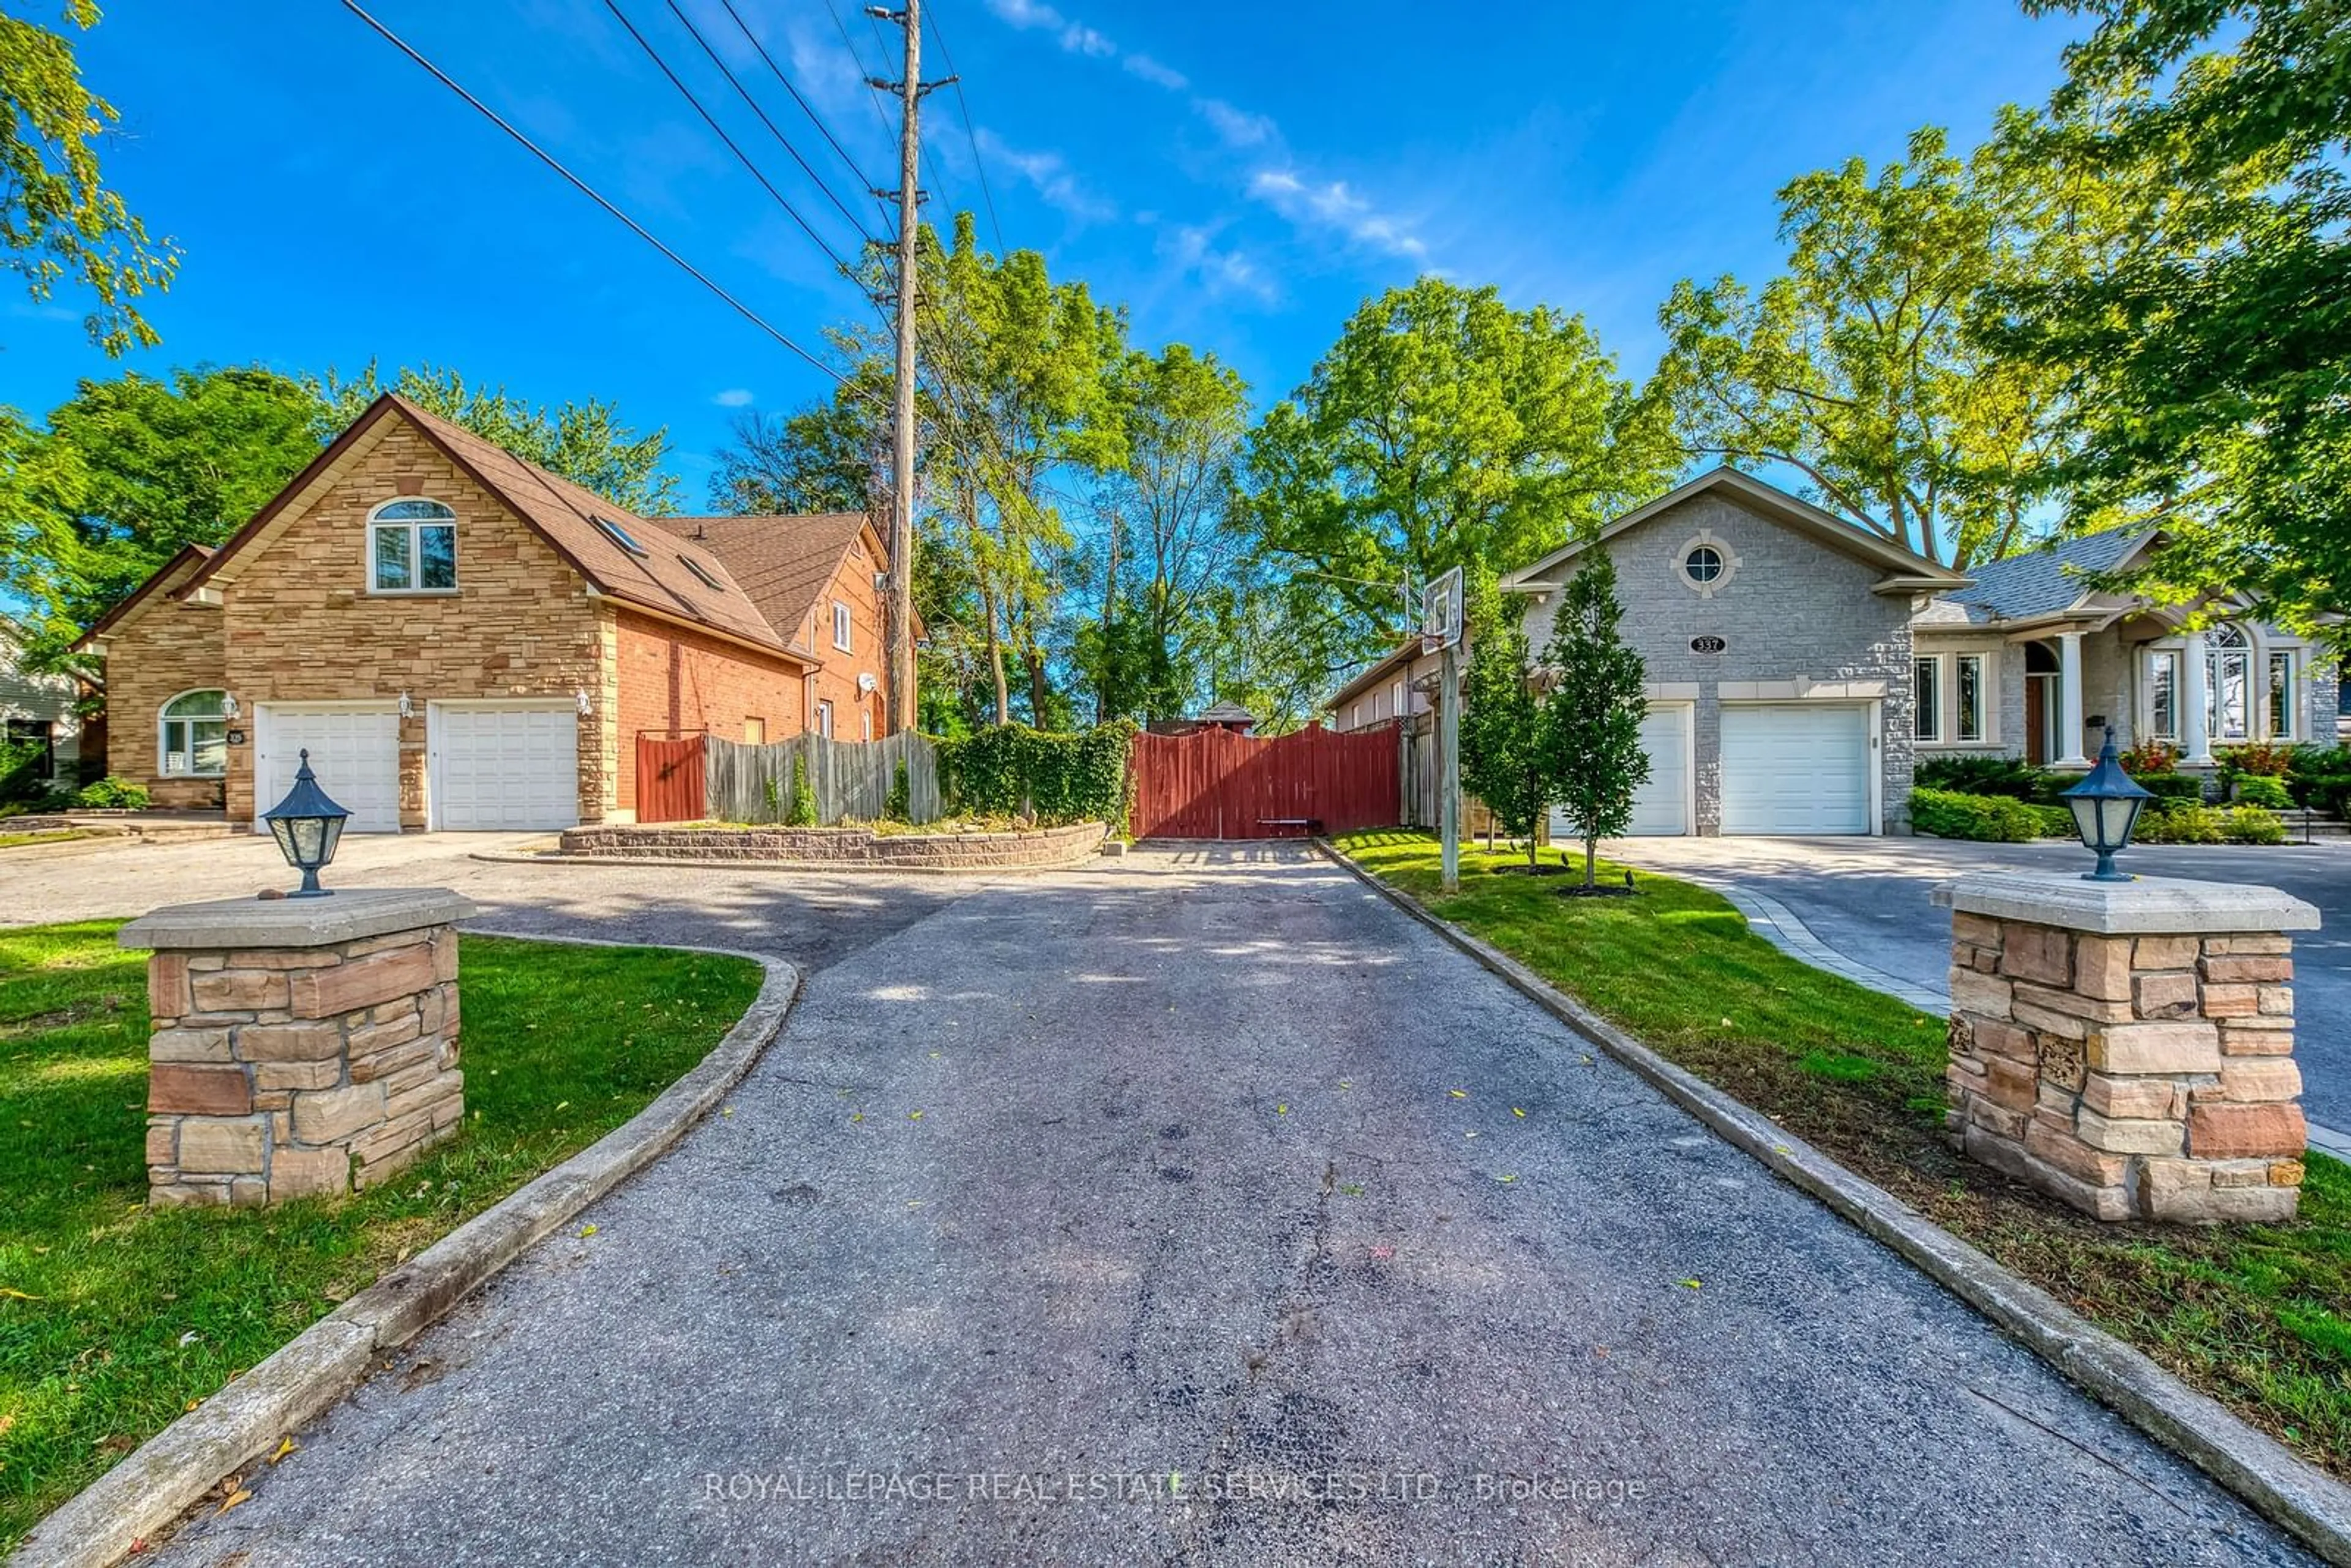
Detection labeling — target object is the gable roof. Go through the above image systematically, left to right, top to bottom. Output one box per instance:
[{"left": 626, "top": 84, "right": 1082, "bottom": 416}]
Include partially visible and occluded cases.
[
  {"left": 181, "top": 396, "right": 809, "bottom": 662},
  {"left": 1502, "top": 466, "right": 1970, "bottom": 595},
  {"left": 639, "top": 512, "right": 877, "bottom": 657},
  {"left": 1929, "top": 526, "right": 2158, "bottom": 626},
  {"left": 76, "top": 543, "right": 215, "bottom": 648},
  {"left": 1325, "top": 637, "right": 1424, "bottom": 712}
]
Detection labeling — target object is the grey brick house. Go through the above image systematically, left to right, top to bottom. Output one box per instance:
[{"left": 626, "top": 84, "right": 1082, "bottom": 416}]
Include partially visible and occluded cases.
[{"left": 1434, "top": 466, "right": 2341, "bottom": 838}]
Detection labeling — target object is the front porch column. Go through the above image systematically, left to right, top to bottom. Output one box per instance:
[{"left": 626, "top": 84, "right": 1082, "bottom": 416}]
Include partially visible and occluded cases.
[
  {"left": 2181, "top": 628, "right": 2213, "bottom": 765},
  {"left": 2055, "top": 631, "right": 2091, "bottom": 767}
]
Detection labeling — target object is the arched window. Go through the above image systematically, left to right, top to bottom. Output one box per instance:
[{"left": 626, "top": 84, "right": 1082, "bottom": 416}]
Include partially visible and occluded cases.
[
  {"left": 369, "top": 498, "right": 457, "bottom": 592},
  {"left": 2205, "top": 622, "right": 2250, "bottom": 741},
  {"left": 159, "top": 689, "right": 229, "bottom": 778}
]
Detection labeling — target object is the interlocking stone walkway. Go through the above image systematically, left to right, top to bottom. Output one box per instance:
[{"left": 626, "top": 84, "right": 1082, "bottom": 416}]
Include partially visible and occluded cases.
[{"left": 118, "top": 845, "right": 2311, "bottom": 1566}]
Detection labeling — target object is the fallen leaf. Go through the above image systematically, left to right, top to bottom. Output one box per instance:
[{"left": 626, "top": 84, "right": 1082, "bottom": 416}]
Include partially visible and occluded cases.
[
  {"left": 1337, "top": 1080, "right": 1352, "bottom": 1090},
  {"left": 1448, "top": 1089, "right": 1468, "bottom": 1100},
  {"left": 553, "top": 1100, "right": 569, "bottom": 1112},
  {"left": 1275, "top": 1104, "right": 1288, "bottom": 1116},
  {"left": 721, "top": 1106, "right": 735, "bottom": 1118},
  {"left": 1512, "top": 1107, "right": 1526, "bottom": 1118},
  {"left": 909, "top": 1109, "right": 924, "bottom": 1120},
  {"left": 850, "top": 1112, "right": 864, "bottom": 1123},
  {"left": 1771, "top": 1144, "right": 1791, "bottom": 1155},
  {"left": 1496, "top": 1173, "right": 1517, "bottom": 1184},
  {"left": 577, "top": 1223, "right": 598, "bottom": 1239},
  {"left": 1678, "top": 1278, "right": 1702, "bottom": 1291},
  {"left": 0, "top": 1287, "right": 43, "bottom": 1302},
  {"left": 177, "top": 1330, "right": 200, "bottom": 1347},
  {"left": 269, "top": 1436, "right": 298, "bottom": 1465},
  {"left": 215, "top": 1487, "right": 252, "bottom": 1515}
]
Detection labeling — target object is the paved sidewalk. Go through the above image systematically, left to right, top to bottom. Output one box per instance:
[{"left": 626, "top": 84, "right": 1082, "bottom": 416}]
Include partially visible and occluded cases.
[{"left": 150, "top": 847, "right": 2308, "bottom": 1566}]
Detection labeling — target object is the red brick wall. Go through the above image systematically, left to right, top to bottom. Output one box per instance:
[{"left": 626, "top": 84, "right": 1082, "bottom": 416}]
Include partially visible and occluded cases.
[
  {"left": 798, "top": 530, "right": 891, "bottom": 739},
  {"left": 614, "top": 610, "right": 807, "bottom": 811}
]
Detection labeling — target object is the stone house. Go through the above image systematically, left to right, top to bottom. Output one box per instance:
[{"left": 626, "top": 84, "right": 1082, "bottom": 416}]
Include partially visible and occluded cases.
[
  {"left": 79, "top": 394, "right": 901, "bottom": 831},
  {"left": 1330, "top": 466, "right": 2341, "bottom": 838}
]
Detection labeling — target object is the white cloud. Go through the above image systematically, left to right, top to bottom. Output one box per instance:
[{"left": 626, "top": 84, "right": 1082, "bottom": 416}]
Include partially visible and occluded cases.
[
  {"left": 984, "top": 0, "right": 1066, "bottom": 28},
  {"left": 1060, "top": 23, "right": 1115, "bottom": 56},
  {"left": 1122, "top": 53, "right": 1187, "bottom": 90},
  {"left": 1193, "top": 97, "right": 1277, "bottom": 149},
  {"left": 975, "top": 127, "right": 1117, "bottom": 222},
  {"left": 1247, "top": 168, "right": 1428, "bottom": 260},
  {"left": 1154, "top": 220, "right": 1277, "bottom": 305},
  {"left": 713, "top": 388, "right": 756, "bottom": 407}
]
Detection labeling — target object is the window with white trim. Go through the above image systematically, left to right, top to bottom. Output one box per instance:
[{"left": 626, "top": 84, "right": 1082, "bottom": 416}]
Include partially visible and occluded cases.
[
  {"left": 369, "top": 498, "right": 457, "bottom": 592},
  {"left": 832, "top": 601, "right": 853, "bottom": 652},
  {"left": 2207, "top": 623, "right": 2250, "bottom": 741},
  {"left": 2146, "top": 650, "right": 2180, "bottom": 740},
  {"left": 2269, "top": 650, "right": 2297, "bottom": 740},
  {"left": 1956, "top": 653, "right": 1985, "bottom": 743},
  {"left": 1913, "top": 657, "right": 1941, "bottom": 743},
  {"left": 1391, "top": 679, "right": 1405, "bottom": 721},
  {"left": 159, "top": 689, "right": 229, "bottom": 778},
  {"left": 817, "top": 699, "right": 834, "bottom": 738},
  {"left": 861, "top": 709, "right": 874, "bottom": 741}
]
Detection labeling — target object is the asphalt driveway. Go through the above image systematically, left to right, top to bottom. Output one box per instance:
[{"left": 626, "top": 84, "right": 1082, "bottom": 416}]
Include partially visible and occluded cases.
[
  {"left": 1614, "top": 836, "right": 2351, "bottom": 1135},
  {"left": 135, "top": 846, "right": 2305, "bottom": 1566}
]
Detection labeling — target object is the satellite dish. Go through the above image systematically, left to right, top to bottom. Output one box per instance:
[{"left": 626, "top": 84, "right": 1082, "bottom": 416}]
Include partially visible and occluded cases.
[{"left": 857, "top": 672, "right": 878, "bottom": 694}]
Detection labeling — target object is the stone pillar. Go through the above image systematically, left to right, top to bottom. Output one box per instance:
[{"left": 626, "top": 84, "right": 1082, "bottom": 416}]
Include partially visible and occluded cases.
[
  {"left": 1935, "top": 872, "right": 2317, "bottom": 1222},
  {"left": 121, "top": 888, "right": 476, "bottom": 1208}
]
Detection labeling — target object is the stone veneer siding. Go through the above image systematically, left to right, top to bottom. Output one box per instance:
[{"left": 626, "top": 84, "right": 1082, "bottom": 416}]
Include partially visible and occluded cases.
[
  {"left": 213, "top": 417, "right": 614, "bottom": 828},
  {"left": 1520, "top": 493, "right": 1915, "bottom": 834},
  {"left": 93, "top": 553, "right": 228, "bottom": 811},
  {"left": 560, "top": 819, "right": 1108, "bottom": 868},
  {"left": 1945, "top": 915, "right": 2304, "bottom": 1221},
  {"left": 144, "top": 924, "right": 464, "bottom": 1206}
]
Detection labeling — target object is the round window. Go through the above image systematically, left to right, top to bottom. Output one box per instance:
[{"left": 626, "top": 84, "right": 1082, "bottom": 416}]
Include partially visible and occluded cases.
[{"left": 1684, "top": 545, "right": 1725, "bottom": 583}]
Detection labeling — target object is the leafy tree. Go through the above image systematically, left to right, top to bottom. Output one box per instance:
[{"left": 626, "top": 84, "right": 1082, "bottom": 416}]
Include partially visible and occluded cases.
[
  {"left": 1985, "top": 0, "right": 2351, "bottom": 640},
  {"left": 0, "top": 1, "right": 178, "bottom": 356},
  {"left": 1651, "top": 126, "right": 2123, "bottom": 568},
  {"left": 1242, "top": 277, "right": 1674, "bottom": 656},
  {"left": 1079, "top": 342, "right": 1252, "bottom": 724},
  {"left": 311, "top": 362, "right": 681, "bottom": 515},
  {"left": 707, "top": 364, "right": 884, "bottom": 516},
  {"left": 1541, "top": 547, "right": 1648, "bottom": 890},
  {"left": 1458, "top": 568, "right": 1550, "bottom": 869}
]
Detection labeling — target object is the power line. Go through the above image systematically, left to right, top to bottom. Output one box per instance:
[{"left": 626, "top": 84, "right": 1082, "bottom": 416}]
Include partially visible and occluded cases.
[
  {"left": 336, "top": 0, "right": 846, "bottom": 384},
  {"left": 599, "top": 0, "right": 877, "bottom": 302},
  {"left": 660, "top": 0, "right": 881, "bottom": 241},
  {"left": 713, "top": 0, "right": 889, "bottom": 222},
  {"left": 823, "top": 0, "right": 899, "bottom": 143},
  {"left": 921, "top": 2, "right": 1005, "bottom": 257}
]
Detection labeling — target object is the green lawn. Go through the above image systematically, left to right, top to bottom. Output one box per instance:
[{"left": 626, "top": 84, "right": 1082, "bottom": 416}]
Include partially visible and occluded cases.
[
  {"left": 1335, "top": 830, "right": 2351, "bottom": 1479},
  {"left": 0, "top": 832, "right": 91, "bottom": 852},
  {"left": 0, "top": 924, "right": 762, "bottom": 1548}
]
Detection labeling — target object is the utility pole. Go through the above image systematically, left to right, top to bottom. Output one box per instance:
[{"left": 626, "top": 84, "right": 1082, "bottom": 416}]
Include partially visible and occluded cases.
[{"left": 867, "top": 2, "right": 950, "bottom": 736}]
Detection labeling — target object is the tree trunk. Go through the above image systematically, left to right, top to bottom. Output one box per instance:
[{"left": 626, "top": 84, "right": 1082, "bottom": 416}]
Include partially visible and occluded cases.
[
  {"left": 1097, "top": 510, "right": 1119, "bottom": 726},
  {"left": 978, "top": 579, "right": 1010, "bottom": 726},
  {"left": 1026, "top": 647, "right": 1050, "bottom": 728},
  {"left": 1526, "top": 829, "right": 1539, "bottom": 871},
  {"left": 1583, "top": 835, "right": 1598, "bottom": 888}
]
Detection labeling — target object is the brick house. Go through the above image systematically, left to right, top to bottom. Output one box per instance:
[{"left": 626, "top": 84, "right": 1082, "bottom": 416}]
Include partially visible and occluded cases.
[{"left": 79, "top": 394, "right": 901, "bottom": 830}]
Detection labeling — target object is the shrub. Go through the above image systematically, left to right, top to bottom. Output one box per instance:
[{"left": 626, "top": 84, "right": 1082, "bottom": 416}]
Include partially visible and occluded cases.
[
  {"left": 937, "top": 722, "right": 1134, "bottom": 828},
  {"left": 0, "top": 738, "right": 52, "bottom": 805},
  {"left": 2119, "top": 738, "right": 2177, "bottom": 776},
  {"left": 2216, "top": 740, "right": 2296, "bottom": 783},
  {"left": 1913, "top": 754, "right": 2049, "bottom": 801},
  {"left": 786, "top": 756, "right": 818, "bottom": 827},
  {"left": 884, "top": 759, "right": 911, "bottom": 823},
  {"left": 2135, "top": 771, "right": 2208, "bottom": 805},
  {"left": 73, "top": 775, "right": 150, "bottom": 811},
  {"left": 2233, "top": 775, "right": 2292, "bottom": 809},
  {"left": 1910, "top": 788, "right": 2047, "bottom": 842},
  {"left": 2029, "top": 803, "right": 2077, "bottom": 839},
  {"left": 2138, "top": 803, "right": 2225, "bottom": 844},
  {"left": 2220, "top": 806, "right": 2287, "bottom": 845}
]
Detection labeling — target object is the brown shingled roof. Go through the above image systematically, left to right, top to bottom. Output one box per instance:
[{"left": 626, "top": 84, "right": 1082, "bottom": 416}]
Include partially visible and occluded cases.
[
  {"left": 182, "top": 395, "right": 810, "bottom": 663},
  {"left": 640, "top": 512, "right": 876, "bottom": 656}
]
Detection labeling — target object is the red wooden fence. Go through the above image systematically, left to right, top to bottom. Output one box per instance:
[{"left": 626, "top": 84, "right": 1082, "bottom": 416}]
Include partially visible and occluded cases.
[
  {"left": 1130, "top": 722, "right": 1400, "bottom": 839},
  {"left": 636, "top": 734, "right": 708, "bottom": 823}
]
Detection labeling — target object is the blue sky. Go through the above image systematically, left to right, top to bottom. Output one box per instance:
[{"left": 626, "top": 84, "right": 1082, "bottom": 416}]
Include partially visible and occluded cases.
[{"left": 2, "top": 0, "right": 2081, "bottom": 508}]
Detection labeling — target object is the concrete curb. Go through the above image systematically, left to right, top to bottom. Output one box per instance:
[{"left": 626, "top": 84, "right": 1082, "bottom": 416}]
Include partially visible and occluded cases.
[
  {"left": 1315, "top": 839, "right": 2351, "bottom": 1567},
  {"left": 463, "top": 848, "right": 1108, "bottom": 876},
  {"left": 10, "top": 934, "right": 800, "bottom": 1568}
]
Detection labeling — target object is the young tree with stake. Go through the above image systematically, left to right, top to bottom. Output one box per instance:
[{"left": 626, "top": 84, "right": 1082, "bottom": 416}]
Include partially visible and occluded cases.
[
  {"left": 1542, "top": 549, "right": 1649, "bottom": 891},
  {"left": 1458, "top": 568, "right": 1552, "bottom": 870}
]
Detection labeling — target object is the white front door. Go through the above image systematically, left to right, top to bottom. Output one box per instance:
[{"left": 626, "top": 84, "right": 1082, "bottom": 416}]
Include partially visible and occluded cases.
[
  {"left": 1550, "top": 703, "right": 1691, "bottom": 838},
  {"left": 1719, "top": 703, "right": 1872, "bottom": 835},
  {"left": 255, "top": 705, "right": 402, "bottom": 833},
  {"left": 429, "top": 705, "right": 579, "bottom": 830}
]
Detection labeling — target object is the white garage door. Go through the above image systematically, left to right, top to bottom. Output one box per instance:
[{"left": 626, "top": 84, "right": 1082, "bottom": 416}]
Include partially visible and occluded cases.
[
  {"left": 1720, "top": 703, "right": 1872, "bottom": 835},
  {"left": 1550, "top": 704, "right": 1690, "bottom": 838},
  {"left": 257, "top": 706, "right": 402, "bottom": 833},
  {"left": 432, "top": 707, "right": 579, "bottom": 830}
]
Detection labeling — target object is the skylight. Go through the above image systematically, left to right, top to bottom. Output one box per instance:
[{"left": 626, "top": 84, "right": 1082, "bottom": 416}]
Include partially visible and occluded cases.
[
  {"left": 592, "top": 515, "right": 647, "bottom": 556},
  {"left": 679, "top": 554, "right": 726, "bottom": 592}
]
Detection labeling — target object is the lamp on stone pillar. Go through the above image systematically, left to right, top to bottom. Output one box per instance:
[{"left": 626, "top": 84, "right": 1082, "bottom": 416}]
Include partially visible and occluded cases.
[
  {"left": 2056, "top": 630, "right": 2091, "bottom": 767},
  {"left": 2061, "top": 725, "right": 2154, "bottom": 882},
  {"left": 261, "top": 749, "right": 350, "bottom": 898}
]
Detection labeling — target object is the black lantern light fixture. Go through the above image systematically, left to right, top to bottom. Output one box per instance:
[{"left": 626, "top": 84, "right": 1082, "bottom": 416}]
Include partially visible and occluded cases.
[
  {"left": 2060, "top": 724, "right": 2154, "bottom": 883},
  {"left": 262, "top": 748, "right": 351, "bottom": 898}
]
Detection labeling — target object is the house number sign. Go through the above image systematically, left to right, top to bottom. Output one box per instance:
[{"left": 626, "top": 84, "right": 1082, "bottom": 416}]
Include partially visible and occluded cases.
[{"left": 1689, "top": 636, "right": 1727, "bottom": 655}]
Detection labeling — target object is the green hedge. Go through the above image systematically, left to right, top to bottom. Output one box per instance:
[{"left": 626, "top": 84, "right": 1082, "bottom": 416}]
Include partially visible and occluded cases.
[
  {"left": 936, "top": 722, "right": 1134, "bottom": 828},
  {"left": 1913, "top": 755, "right": 2050, "bottom": 801},
  {"left": 2135, "top": 771, "right": 2208, "bottom": 805},
  {"left": 2233, "top": 775, "right": 2292, "bottom": 809},
  {"left": 1910, "top": 788, "right": 2067, "bottom": 842},
  {"left": 2137, "top": 801, "right": 2287, "bottom": 845}
]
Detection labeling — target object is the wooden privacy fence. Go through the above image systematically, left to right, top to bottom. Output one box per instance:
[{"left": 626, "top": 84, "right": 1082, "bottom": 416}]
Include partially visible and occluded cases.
[
  {"left": 1130, "top": 721, "right": 1401, "bottom": 839},
  {"left": 705, "top": 730, "right": 943, "bottom": 825},
  {"left": 636, "top": 735, "right": 707, "bottom": 824}
]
